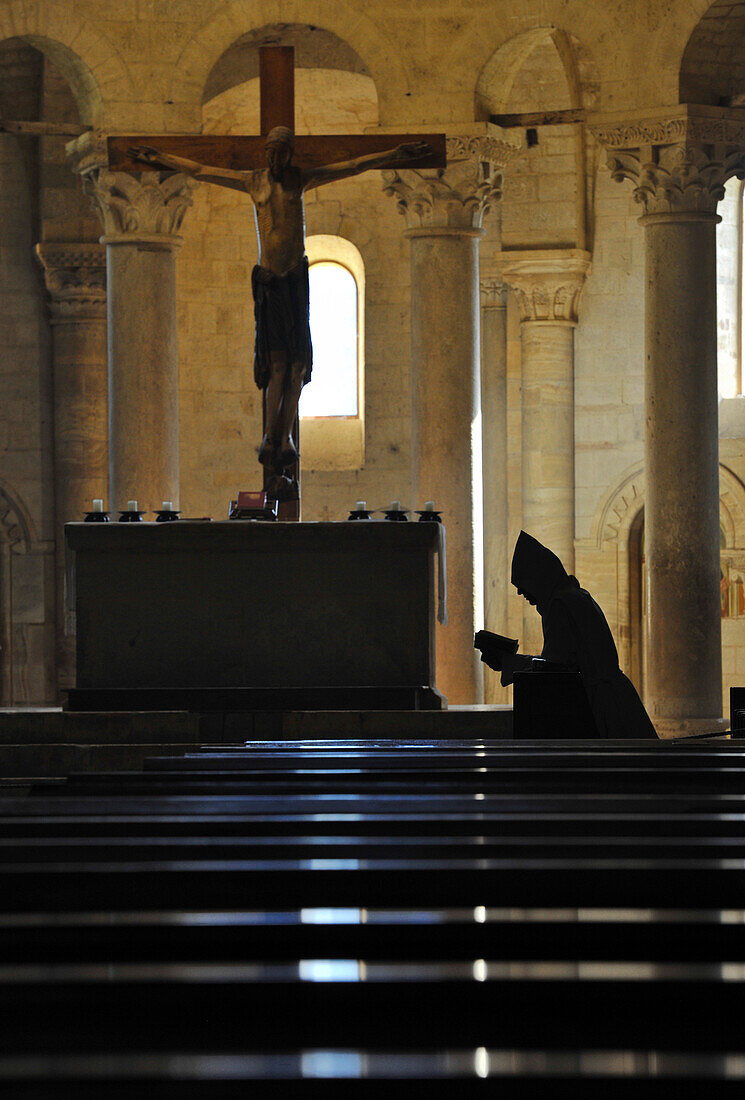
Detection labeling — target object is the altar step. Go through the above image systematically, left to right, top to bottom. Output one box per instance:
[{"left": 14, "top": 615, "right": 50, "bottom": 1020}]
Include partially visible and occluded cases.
[{"left": 0, "top": 706, "right": 512, "bottom": 778}]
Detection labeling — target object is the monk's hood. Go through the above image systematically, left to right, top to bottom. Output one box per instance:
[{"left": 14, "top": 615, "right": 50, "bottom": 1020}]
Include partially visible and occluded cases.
[{"left": 511, "top": 531, "right": 572, "bottom": 608}]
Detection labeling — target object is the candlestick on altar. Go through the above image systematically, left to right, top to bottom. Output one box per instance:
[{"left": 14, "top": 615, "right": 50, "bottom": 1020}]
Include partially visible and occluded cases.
[
  {"left": 84, "top": 499, "right": 110, "bottom": 523},
  {"left": 119, "top": 499, "right": 144, "bottom": 523},
  {"left": 156, "top": 500, "right": 181, "bottom": 523},
  {"left": 348, "top": 500, "right": 372, "bottom": 521},
  {"left": 383, "top": 500, "right": 409, "bottom": 522},
  {"left": 415, "top": 501, "right": 442, "bottom": 523}
]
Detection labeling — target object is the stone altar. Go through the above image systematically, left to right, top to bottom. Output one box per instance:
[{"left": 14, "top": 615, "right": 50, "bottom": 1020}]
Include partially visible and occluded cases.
[{"left": 65, "top": 522, "right": 442, "bottom": 709}]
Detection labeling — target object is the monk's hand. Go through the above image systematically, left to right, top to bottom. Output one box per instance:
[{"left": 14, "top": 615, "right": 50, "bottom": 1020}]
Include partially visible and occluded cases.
[
  {"left": 394, "top": 141, "right": 431, "bottom": 163},
  {"left": 474, "top": 632, "right": 504, "bottom": 673}
]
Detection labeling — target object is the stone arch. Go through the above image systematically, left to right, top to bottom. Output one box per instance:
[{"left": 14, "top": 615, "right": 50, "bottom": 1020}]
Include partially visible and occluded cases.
[
  {"left": 679, "top": 0, "right": 745, "bottom": 106},
  {"left": 171, "top": 1, "right": 406, "bottom": 128},
  {"left": 444, "top": 3, "right": 611, "bottom": 117},
  {"left": 0, "top": 4, "right": 132, "bottom": 126},
  {"left": 475, "top": 26, "right": 601, "bottom": 119},
  {"left": 201, "top": 28, "right": 379, "bottom": 137},
  {"left": 589, "top": 462, "right": 745, "bottom": 682},
  {"left": 592, "top": 462, "right": 645, "bottom": 550},
  {"left": 593, "top": 462, "right": 745, "bottom": 551},
  {"left": 719, "top": 465, "right": 745, "bottom": 548},
  {"left": 0, "top": 479, "right": 33, "bottom": 551},
  {"left": 0, "top": 481, "right": 34, "bottom": 706}
]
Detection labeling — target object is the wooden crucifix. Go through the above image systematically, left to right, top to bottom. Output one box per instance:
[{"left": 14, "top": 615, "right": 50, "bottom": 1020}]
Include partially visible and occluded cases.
[{"left": 109, "top": 46, "right": 447, "bottom": 520}]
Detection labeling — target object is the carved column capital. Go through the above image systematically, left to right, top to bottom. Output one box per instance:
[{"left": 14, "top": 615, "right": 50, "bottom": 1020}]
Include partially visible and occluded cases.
[
  {"left": 590, "top": 106, "right": 745, "bottom": 219},
  {"left": 67, "top": 131, "right": 197, "bottom": 247},
  {"left": 383, "top": 133, "right": 516, "bottom": 232},
  {"left": 445, "top": 134, "right": 519, "bottom": 169},
  {"left": 35, "top": 242, "right": 107, "bottom": 323},
  {"left": 500, "top": 249, "right": 592, "bottom": 325},
  {"left": 480, "top": 277, "right": 507, "bottom": 310}
]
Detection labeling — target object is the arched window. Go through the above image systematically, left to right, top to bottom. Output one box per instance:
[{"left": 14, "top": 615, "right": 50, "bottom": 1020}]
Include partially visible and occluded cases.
[
  {"left": 299, "top": 235, "right": 365, "bottom": 470},
  {"left": 300, "top": 261, "right": 359, "bottom": 418}
]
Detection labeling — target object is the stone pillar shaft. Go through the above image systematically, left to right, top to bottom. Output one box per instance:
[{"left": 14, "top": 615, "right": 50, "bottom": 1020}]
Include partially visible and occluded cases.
[
  {"left": 590, "top": 105, "right": 742, "bottom": 734},
  {"left": 68, "top": 134, "right": 195, "bottom": 515},
  {"left": 384, "top": 134, "right": 516, "bottom": 704},
  {"left": 644, "top": 213, "right": 722, "bottom": 725},
  {"left": 409, "top": 227, "right": 483, "bottom": 703},
  {"left": 105, "top": 241, "right": 179, "bottom": 513},
  {"left": 35, "top": 242, "right": 108, "bottom": 692},
  {"left": 501, "top": 250, "right": 591, "bottom": 653},
  {"left": 480, "top": 279, "right": 509, "bottom": 704},
  {"left": 521, "top": 322, "right": 575, "bottom": 563}
]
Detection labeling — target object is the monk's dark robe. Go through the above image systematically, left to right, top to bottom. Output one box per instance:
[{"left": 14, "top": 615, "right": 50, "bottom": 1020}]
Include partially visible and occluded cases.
[
  {"left": 251, "top": 257, "right": 313, "bottom": 390},
  {"left": 511, "top": 531, "right": 657, "bottom": 740}
]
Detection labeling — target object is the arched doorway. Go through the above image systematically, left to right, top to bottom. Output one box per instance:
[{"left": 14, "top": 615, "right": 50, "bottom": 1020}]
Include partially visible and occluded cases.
[{"left": 0, "top": 486, "right": 34, "bottom": 705}]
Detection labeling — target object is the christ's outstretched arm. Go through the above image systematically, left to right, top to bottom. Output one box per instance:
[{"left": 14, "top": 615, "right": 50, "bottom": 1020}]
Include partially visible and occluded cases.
[
  {"left": 302, "top": 141, "right": 432, "bottom": 190},
  {"left": 128, "top": 145, "right": 250, "bottom": 193}
]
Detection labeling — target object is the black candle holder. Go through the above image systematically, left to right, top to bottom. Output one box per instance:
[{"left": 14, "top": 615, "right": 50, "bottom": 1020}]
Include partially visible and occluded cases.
[
  {"left": 347, "top": 508, "right": 373, "bottom": 520},
  {"left": 382, "top": 508, "right": 409, "bottom": 522},
  {"left": 118, "top": 509, "right": 145, "bottom": 522},
  {"left": 155, "top": 509, "right": 180, "bottom": 523},
  {"left": 415, "top": 509, "right": 443, "bottom": 523},
  {"left": 83, "top": 510, "right": 110, "bottom": 523}
]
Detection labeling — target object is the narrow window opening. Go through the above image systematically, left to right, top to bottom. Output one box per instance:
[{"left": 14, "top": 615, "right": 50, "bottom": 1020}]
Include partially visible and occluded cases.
[{"left": 300, "top": 261, "right": 359, "bottom": 419}]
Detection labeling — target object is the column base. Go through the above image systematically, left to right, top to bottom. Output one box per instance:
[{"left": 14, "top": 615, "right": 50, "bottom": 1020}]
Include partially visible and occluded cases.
[{"left": 653, "top": 716, "right": 729, "bottom": 740}]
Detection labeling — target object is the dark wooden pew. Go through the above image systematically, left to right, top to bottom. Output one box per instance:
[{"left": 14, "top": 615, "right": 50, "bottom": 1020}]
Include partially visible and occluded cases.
[{"left": 2, "top": 735, "right": 745, "bottom": 1096}]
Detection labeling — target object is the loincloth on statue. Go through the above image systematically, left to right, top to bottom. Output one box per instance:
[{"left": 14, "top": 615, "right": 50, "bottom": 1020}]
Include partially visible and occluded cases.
[{"left": 251, "top": 257, "right": 313, "bottom": 390}]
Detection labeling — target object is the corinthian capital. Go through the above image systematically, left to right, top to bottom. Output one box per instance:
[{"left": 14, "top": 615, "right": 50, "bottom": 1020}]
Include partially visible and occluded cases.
[
  {"left": 590, "top": 105, "right": 745, "bottom": 218},
  {"left": 67, "top": 130, "right": 197, "bottom": 244},
  {"left": 383, "top": 137, "right": 506, "bottom": 231},
  {"left": 84, "top": 170, "right": 196, "bottom": 244},
  {"left": 35, "top": 242, "right": 107, "bottom": 323},
  {"left": 500, "top": 249, "right": 592, "bottom": 324}
]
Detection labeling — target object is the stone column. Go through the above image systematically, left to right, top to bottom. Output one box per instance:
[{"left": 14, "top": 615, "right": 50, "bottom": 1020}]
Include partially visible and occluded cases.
[
  {"left": 591, "top": 106, "right": 745, "bottom": 735},
  {"left": 68, "top": 133, "right": 196, "bottom": 514},
  {"left": 383, "top": 136, "right": 514, "bottom": 704},
  {"left": 35, "top": 242, "right": 107, "bottom": 690},
  {"left": 500, "top": 250, "right": 591, "bottom": 653},
  {"left": 480, "top": 277, "right": 509, "bottom": 703}
]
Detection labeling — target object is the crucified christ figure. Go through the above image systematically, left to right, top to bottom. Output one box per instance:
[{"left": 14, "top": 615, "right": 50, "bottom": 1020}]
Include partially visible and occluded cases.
[{"left": 129, "top": 129, "right": 430, "bottom": 500}]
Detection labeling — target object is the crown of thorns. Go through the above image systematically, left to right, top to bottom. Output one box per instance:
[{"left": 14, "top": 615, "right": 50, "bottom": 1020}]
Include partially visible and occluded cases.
[{"left": 265, "top": 126, "right": 295, "bottom": 148}]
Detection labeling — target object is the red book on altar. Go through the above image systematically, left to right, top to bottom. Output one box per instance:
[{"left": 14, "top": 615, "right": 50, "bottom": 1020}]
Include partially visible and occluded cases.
[
  {"left": 229, "top": 490, "right": 277, "bottom": 521},
  {"left": 237, "top": 491, "right": 266, "bottom": 509}
]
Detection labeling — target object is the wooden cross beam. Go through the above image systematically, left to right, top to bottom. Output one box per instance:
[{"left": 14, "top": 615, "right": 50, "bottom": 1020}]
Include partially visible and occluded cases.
[{"left": 107, "top": 46, "right": 446, "bottom": 173}]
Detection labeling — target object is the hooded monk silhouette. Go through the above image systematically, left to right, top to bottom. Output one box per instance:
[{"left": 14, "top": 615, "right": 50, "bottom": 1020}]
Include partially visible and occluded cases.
[{"left": 476, "top": 531, "right": 657, "bottom": 740}]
